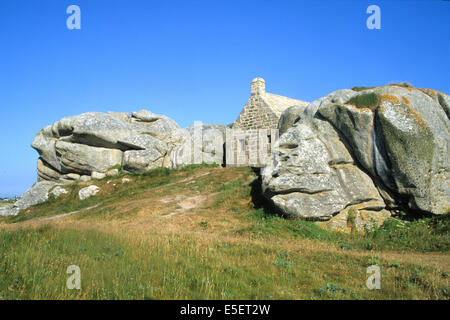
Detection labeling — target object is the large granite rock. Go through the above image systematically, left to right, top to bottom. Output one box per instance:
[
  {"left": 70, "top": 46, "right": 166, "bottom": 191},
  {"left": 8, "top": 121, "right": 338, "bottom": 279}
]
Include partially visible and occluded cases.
[
  {"left": 263, "top": 85, "right": 450, "bottom": 226},
  {"left": 318, "top": 86, "right": 450, "bottom": 215},
  {"left": 374, "top": 87, "right": 449, "bottom": 215},
  {"left": 278, "top": 105, "right": 308, "bottom": 136},
  {"left": 20, "top": 109, "right": 223, "bottom": 216},
  {"left": 31, "top": 110, "right": 180, "bottom": 182},
  {"left": 129, "top": 110, "right": 180, "bottom": 138},
  {"left": 44, "top": 112, "right": 133, "bottom": 150},
  {"left": 262, "top": 118, "right": 386, "bottom": 221},
  {"left": 166, "top": 124, "right": 226, "bottom": 169},
  {"left": 121, "top": 135, "right": 168, "bottom": 172},
  {"left": 55, "top": 141, "right": 123, "bottom": 175},
  {"left": 37, "top": 157, "right": 63, "bottom": 181},
  {"left": 0, "top": 181, "right": 59, "bottom": 216},
  {"left": 14, "top": 181, "right": 58, "bottom": 210},
  {"left": 78, "top": 185, "right": 100, "bottom": 201},
  {"left": 50, "top": 186, "right": 69, "bottom": 199},
  {"left": 318, "top": 204, "right": 391, "bottom": 234},
  {"left": 0, "top": 205, "right": 20, "bottom": 217}
]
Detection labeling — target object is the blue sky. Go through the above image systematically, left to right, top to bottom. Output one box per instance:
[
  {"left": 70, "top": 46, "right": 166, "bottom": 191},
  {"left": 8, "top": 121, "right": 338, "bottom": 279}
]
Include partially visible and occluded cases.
[{"left": 0, "top": 0, "right": 449, "bottom": 197}]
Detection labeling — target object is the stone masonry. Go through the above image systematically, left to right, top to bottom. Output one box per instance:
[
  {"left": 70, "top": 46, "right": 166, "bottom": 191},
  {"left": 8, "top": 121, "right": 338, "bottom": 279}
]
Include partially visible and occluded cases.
[
  {"left": 229, "top": 78, "right": 308, "bottom": 166},
  {"left": 233, "top": 78, "right": 308, "bottom": 130}
]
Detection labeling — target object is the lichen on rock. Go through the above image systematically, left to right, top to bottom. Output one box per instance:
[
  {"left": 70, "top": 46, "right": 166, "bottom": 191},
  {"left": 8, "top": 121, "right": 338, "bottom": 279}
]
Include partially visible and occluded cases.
[{"left": 263, "top": 85, "right": 450, "bottom": 232}]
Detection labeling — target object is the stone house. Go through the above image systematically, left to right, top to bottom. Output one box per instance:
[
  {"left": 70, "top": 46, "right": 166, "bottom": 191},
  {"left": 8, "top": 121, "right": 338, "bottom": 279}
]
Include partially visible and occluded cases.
[
  {"left": 229, "top": 78, "right": 308, "bottom": 166},
  {"left": 233, "top": 78, "right": 308, "bottom": 130}
]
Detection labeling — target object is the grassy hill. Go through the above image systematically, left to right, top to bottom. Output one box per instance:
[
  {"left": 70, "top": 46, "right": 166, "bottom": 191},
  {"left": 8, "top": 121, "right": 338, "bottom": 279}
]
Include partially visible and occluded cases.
[{"left": 0, "top": 164, "right": 448, "bottom": 299}]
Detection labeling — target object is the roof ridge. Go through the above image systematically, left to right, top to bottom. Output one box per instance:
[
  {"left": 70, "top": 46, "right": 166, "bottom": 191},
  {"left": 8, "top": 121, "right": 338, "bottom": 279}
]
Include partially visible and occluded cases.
[{"left": 261, "top": 92, "right": 309, "bottom": 117}]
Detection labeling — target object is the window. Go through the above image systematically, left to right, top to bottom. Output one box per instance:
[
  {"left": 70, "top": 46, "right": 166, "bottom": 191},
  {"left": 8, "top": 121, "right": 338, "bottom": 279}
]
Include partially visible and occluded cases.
[{"left": 239, "top": 138, "right": 246, "bottom": 152}]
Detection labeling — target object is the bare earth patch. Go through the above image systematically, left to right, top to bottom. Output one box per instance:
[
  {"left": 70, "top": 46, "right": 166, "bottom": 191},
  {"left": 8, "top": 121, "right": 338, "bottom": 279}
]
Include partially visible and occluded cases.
[{"left": 0, "top": 166, "right": 449, "bottom": 299}]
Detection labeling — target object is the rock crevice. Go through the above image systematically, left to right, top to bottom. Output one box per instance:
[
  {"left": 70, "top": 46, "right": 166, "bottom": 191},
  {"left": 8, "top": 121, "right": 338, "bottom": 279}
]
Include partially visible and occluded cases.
[{"left": 262, "top": 85, "right": 449, "bottom": 232}]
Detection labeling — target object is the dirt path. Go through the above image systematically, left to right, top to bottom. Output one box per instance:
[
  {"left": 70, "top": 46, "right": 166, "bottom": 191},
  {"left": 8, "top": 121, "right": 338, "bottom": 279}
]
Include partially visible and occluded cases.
[
  {"left": 1, "top": 167, "right": 448, "bottom": 273},
  {"left": 0, "top": 204, "right": 101, "bottom": 230},
  {"left": 5, "top": 212, "right": 448, "bottom": 273}
]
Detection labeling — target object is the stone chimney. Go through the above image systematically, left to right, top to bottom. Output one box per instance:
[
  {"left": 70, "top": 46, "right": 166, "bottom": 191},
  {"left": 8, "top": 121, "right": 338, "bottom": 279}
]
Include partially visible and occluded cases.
[{"left": 251, "top": 78, "right": 265, "bottom": 96}]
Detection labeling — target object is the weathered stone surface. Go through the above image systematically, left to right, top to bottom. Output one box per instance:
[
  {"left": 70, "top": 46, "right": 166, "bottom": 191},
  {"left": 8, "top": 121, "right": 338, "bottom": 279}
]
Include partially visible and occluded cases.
[
  {"left": 24, "top": 84, "right": 448, "bottom": 227},
  {"left": 266, "top": 85, "right": 449, "bottom": 228},
  {"left": 317, "top": 86, "right": 450, "bottom": 215},
  {"left": 374, "top": 87, "right": 449, "bottom": 215},
  {"left": 302, "top": 89, "right": 357, "bottom": 121},
  {"left": 435, "top": 92, "right": 450, "bottom": 119},
  {"left": 318, "top": 103, "right": 375, "bottom": 177},
  {"left": 278, "top": 105, "right": 308, "bottom": 136},
  {"left": 32, "top": 110, "right": 180, "bottom": 183},
  {"left": 130, "top": 110, "right": 180, "bottom": 138},
  {"left": 132, "top": 110, "right": 164, "bottom": 122},
  {"left": 107, "top": 111, "right": 132, "bottom": 123},
  {"left": 50, "top": 112, "right": 134, "bottom": 149},
  {"left": 262, "top": 118, "right": 385, "bottom": 220},
  {"left": 166, "top": 124, "right": 226, "bottom": 169},
  {"left": 187, "top": 124, "right": 226, "bottom": 165},
  {"left": 165, "top": 129, "right": 192, "bottom": 169},
  {"left": 32, "top": 130, "right": 61, "bottom": 172},
  {"left": 118, "top": 134, "right": 167, "bottom": 151},
  {"left": 121, "top": 135, "right": 167, "bottom": 172},
  {"left": 55, "top": 141, "right": 123, "bottom": 175},
  {"left": 37, "top": 158, "right": 63, "bottom": 182},
  {"left": 106, "top": 168, "right": 120, "bottom": 177},
  {"left": 91, "top": 172, "right": 106, "bottom": 180},
  {"left": 64, "top": 173, "right": 81, "bottom": 181},
  {"left": 80, "top": 175, "right": 92, "bottom": 182},
  {"left": 14, "top": 181, "right": 58, "bottom": 211},
  {"left": 78, "top": 185, "right": 100, "bottom": 201},
  {"left": 50, "top": 186, "right": 68, "bottom": 199},
  {"left": 318, "top": 203, "right": 391, "bottom": 234},
  {"left": 0, "top": 205, "right": 20, "bottom": 217}
]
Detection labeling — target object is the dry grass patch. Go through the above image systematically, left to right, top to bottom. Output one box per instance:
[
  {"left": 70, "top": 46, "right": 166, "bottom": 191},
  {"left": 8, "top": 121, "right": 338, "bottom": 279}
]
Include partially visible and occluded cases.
[{"left": 0, "top": 164, "right": 448, "bottom": 300}]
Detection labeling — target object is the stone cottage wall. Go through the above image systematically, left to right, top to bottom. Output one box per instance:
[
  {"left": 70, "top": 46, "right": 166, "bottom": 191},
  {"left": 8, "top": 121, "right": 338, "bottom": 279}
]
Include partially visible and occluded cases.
[
  {"left": 233, "top": 96, "right": 279, "bottom": 130},
  {"left": 229, "top": 97, "right": 279, "bottom": 167},
  {"left": 225, "top": 127, "right": 278, "bottom": 167}
]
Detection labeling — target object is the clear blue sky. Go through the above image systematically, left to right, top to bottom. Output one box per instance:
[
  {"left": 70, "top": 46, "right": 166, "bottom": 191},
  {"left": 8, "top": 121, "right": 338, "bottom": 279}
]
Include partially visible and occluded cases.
[{"left": 0, "top": 0, "right": 449, "bottom": 197}]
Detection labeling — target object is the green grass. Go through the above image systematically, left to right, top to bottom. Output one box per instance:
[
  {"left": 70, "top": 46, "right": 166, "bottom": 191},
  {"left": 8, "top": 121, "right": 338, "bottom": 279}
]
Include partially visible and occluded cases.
[
  {"left": 352, "top": 83, "right": 412, "bottom": 92},
  {"left": 351, "top": 86, "right": 375, "bottom": 92},
  {"left": 346, "top": 92, "right": 380, "bottom": 110},
  {"left": 179, "top": 162, "right": 221, "bottom": 171},
  {"left": 0, "top": 164, "right": 448, "bottom": 299},
  {"left": 2, "top": 164, "right": 220, "bottom": 224},
  {"left": 3, "top": 164, "right": 448, "bottom": 253},
  {"left": 108, "top": 164, "right": 123, "bottom": 171},
  {"left": 4, "top": 183, "right": 103, "bottom": 224},
  {"left": 0, "top": 200, "right": 16, "bottom": 204},
  {"left": 236, "top": 208, "right": 450, "bottom": 253},
  {"left": 0, "top": 225, "right": 448, "bottom": 300}
]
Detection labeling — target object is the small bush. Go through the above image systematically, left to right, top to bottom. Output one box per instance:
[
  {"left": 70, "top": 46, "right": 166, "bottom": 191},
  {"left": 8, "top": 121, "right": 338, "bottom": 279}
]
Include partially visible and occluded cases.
[
  {"left": 351, "top": 86, "right": 375, "bottom": 92},
  {"left": 346, "top": 93, "right": 380, "bottom": 110},
  {"left": 108, "top": 164, "right": 123, "bottom": 171},
  {"left": 239, "top": 209, "right": 450, "bottom": 253},
  {"left": 347, "top": 209, "right": 356, "bottom": 226}
]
